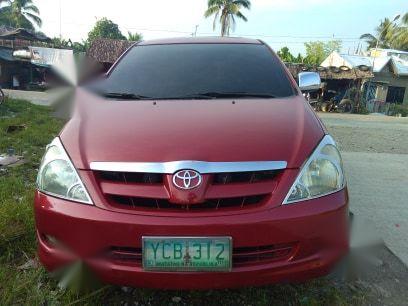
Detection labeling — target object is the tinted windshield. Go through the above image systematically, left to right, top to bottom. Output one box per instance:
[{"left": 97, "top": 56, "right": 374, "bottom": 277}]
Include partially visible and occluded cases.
[{"left": 93, "top": 43, "right": 295, "bottom": 99}]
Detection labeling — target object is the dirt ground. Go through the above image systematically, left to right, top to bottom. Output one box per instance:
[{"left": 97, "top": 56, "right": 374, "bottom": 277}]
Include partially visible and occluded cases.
[
  {"left": 319, "top": 112, "right": 408, "bottom": 305},
  {"left": 319, "top": 113, "right": 408, "bottom": 154}
]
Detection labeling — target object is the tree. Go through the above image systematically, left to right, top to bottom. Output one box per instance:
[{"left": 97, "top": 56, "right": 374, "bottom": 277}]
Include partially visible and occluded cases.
[
  {"left": 0, "top": 0, "right": 41, "bottom": 30},
  {"left": 0, "top": 0, "right": 9, "bottom": 25},
  {"left": 204, "top": 0, "right": 251, "bottom": 36},
  {"left": 360, "top": 13, "right": 408, "bottom": 51},
  {"left": 391, "top": 13, "right": 408, "bottom": 51},
  {"left": 87, "top": 17, "right": 126, "bottom": 44},
  {"left": 360, "top": 18, "right": 396, "bottom": 49},
  {"left": 127, "top": 31, "right": 143, "bottom": 42},
  {"left": 51, "top": 37, "right": 87, "bottom": 53},
  {"left": 51, "top": 37, "right": 71, "bottom": 48},
  {"left": 304, "top": 40, "right": 342, "bottom": 65},
  {"left": 324, "top": 40, "right": 342, "bottom": 55},
  {"left": 72, "top": 41, "right": 87, "bottom": 53},
  {"left": 304, "top": 41, "right": 325, "bottom": 65},
  {"left": 276, "top": 46, "right": 305, "bottom": 63},
  {"left": 277, "top": 47, "right": 295, "bottom": 62},
  {"left": 295, "top": 53, "right": 304, "bottom": 63}
]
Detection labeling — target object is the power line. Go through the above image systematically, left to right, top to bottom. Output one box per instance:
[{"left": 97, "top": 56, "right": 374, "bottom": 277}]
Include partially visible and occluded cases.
[{"left": 44, "top": 19, "right": 362, "bottom": 41}]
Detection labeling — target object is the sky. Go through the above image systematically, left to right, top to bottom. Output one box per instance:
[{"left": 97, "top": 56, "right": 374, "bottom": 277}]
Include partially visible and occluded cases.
[{"left": 34, "top": 0, "right": 407, "bottom": 55}]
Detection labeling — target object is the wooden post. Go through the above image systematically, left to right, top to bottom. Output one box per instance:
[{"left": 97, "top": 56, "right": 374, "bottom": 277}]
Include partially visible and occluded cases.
[{"left": 355, "top": 79, "right": 362, "bottom": 113}]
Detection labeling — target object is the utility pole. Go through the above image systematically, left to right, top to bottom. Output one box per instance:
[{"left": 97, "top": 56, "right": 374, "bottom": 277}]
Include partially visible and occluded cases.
[
  {"left": 59, "top": 0, "right": 62, "bottom": 39},
  {"left": 193, "top": 25, "right": 199, "bottom": 37}
]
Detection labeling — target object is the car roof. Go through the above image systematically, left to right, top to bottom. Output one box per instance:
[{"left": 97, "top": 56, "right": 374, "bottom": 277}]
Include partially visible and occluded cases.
[{"left": 137, "top": 36, "right": 262, "bottom": 46}]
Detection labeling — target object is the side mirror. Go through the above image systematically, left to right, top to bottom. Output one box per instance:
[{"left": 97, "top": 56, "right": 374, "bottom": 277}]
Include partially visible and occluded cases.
[{"left": 298, "top": 72, "right": 321, "bottom": 92}]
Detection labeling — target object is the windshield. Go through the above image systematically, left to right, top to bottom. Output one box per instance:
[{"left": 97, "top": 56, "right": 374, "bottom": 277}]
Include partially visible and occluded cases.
[{"left": 92, "top": 43, "right": 295, "bottom": 100}]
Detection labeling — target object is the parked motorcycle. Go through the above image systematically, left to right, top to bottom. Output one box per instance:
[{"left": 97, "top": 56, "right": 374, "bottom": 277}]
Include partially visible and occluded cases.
[
  {"left": 308, "top": 87, "right": 355, "bottom": 113},
  {"left": 322, "top": 98, "right": 354, "bottom": 113}
]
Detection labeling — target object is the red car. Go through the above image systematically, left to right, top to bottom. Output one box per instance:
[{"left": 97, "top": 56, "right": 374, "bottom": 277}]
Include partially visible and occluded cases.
[{"left": 35, "top": 37, "right": 349, "bottom": 289}]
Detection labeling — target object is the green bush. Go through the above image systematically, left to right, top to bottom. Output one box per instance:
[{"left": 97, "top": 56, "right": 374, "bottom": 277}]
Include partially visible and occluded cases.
[
  {"left": 356, "top": 104, "right": 369, "bottom": 114},
  {"left": 390, "top": 104, "right": 408, "bottom": 117}
]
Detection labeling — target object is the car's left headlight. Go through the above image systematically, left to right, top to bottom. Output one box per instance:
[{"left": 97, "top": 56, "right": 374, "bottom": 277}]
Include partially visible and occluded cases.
[
  {"left": 283, "top": 135, "right": 345, "bottom": 204},
  {"left": 36, "top": 137, "right": 93, "bottom": 204}
]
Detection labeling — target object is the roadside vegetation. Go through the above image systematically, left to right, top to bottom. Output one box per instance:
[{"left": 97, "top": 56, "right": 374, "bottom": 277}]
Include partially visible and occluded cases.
[
  {"left": 0, "top": 0, "right": 42, "bottom": 30},
  {"left": 204, "top": 0, "right": 251, "bottom": 37},
  {"left": 360, "top": 13, "right": 408, "bottom": 51},
  {"left": 0, "top": 98, "right": 369, "bottom": 305}
]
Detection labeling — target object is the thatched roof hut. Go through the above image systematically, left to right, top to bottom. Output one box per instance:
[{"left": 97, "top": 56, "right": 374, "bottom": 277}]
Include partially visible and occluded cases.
[
  {"left": 87, "top": 38, "right": 134, "bottom": 65},
  {"left": 285, "top": 63, "right": 373, "bottom": 80}
]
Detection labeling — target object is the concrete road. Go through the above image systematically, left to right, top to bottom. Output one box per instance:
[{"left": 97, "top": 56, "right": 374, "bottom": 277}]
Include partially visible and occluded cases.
[
  {"left": 4, "top": 88, "right": 72, "bottom": 107},
  {"left": 319, "top": 113, "right": 408, "bottom": 266}
]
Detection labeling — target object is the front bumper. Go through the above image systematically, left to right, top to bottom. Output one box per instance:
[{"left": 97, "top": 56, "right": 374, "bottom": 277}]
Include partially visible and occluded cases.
[{"left": 34, "top": 189, "right": 349, "bottom": 289}]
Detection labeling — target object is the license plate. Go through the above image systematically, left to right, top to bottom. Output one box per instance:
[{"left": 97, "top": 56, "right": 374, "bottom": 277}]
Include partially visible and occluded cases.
[{"left": 142, "top": 236, "right": 232, "bottom": 272}]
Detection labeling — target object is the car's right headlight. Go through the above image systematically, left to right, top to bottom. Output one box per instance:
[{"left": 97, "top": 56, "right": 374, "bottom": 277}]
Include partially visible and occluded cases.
[
  {"left": 283, "top": 135, "right": 345, "bottom": 204},
  {"left": 36, "top": 137, "right": 93, "bottom": 204}
]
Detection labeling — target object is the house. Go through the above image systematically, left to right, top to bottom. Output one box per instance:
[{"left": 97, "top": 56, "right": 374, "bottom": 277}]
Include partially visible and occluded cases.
[
  {"left": 0, "top": 25, "right": 55, "bottom": 90},
  {"left": 0, "top": 25, "right": 50, "bottom": 48},
  {"left": 86, "top": 38, "right": 134, "bottom": 72},
  {"left": 321, "top": 50, "right": 408, "bottom": 107}
]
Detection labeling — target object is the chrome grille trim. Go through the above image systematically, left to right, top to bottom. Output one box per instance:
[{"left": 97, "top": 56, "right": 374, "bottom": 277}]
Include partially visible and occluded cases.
[{"left": 90, "top": 160, "right": 287, "bottom": 174}]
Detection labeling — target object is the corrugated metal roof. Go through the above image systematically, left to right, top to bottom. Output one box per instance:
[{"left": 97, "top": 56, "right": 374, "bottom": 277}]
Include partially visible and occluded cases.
[
  {"left": 327, "top": 53, "right": 408, "bottom": 76},
  {"left": 340, "top": 54, "right": 372, "bottom": 67},
  {"left": 391, "top": 56, "right": 408, "bottom": 76},
  {"left": 371, "top": 57, "right": 391, "bottom": 73}
]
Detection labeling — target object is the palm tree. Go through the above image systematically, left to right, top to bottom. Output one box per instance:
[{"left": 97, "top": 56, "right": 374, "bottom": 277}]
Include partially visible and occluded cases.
[
  {"left": 0, "top": 0, "right": 42, "bottom": 30},
  {"left": 0, "top": 0, "right": 11, "bottom": 24},
  {"left": 204, "top": 0, "right": 251, "bottom": 36},
  {"left": 360, "top": 13, "right": 408, "bottom": 51},
  {"left": 392, "top": 13, "right": 408, "bottom": 51},
  {"left": 360, "top": 18, "right": 395, "bottom": 49}
]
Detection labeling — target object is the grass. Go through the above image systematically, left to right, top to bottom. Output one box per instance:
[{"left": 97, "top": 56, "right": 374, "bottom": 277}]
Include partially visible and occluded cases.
[{"left": 0, "top": 98, "right": 367, "bottom": 305}]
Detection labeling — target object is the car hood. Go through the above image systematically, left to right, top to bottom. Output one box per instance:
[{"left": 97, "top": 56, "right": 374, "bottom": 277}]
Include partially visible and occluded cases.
[{"left": 61, "top": 89, "right": 324, "bottom": 170}]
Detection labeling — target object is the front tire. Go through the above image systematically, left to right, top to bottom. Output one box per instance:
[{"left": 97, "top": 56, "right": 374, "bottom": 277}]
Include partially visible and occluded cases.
[{"left": 338, "top": 99, "right": 353, "bottom": 113}]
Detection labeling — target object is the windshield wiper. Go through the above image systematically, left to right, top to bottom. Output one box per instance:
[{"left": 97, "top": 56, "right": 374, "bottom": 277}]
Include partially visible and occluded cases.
[
  {"left": 100, "top": 91, "right": 277, "bottom": 100},
  {"left": 182, "top": 91, "right": 277, "bottom": 99},
  {"left": 101, "top": 92, "right": 154, "bottom": 100},
  {"left": 155, "top": 94, "right": 217, "bottom": 100}
]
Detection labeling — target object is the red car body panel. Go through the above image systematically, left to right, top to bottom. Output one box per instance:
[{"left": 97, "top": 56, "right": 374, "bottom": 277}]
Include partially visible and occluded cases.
[
  {"left": 34, "top": 37, "right": 349, "bottom": 289},
  {"left": 61, "top": 89, "right": 323, "bottom": 170},
  {"left": 35, "top": 189, "right": 348, "bottom": 289}
]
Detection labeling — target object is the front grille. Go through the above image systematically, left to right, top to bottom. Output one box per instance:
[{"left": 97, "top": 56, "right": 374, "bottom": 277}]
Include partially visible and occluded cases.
[
  {"left": 95, "top": 168, "right": 281, "bottom": 212},
  {"left": 97, "top": 170, "right": 279, "bottom": 186},
  {"left": 213, "top": 170, "right": 277, "bottom": 184},
  {"left": 98, "top": 171, "right": 162, "bottom": 184},
  {"left": 109, "top": 195, "right": 266, "bottom": 211},
  {"left": 105, "top": 243, "right": 295, "bottom": 267}
]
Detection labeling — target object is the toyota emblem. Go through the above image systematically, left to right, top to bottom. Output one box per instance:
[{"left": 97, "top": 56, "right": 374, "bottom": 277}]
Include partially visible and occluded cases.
[{"left": 172, "top": 170, "right": 202, "bottom": 190}]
